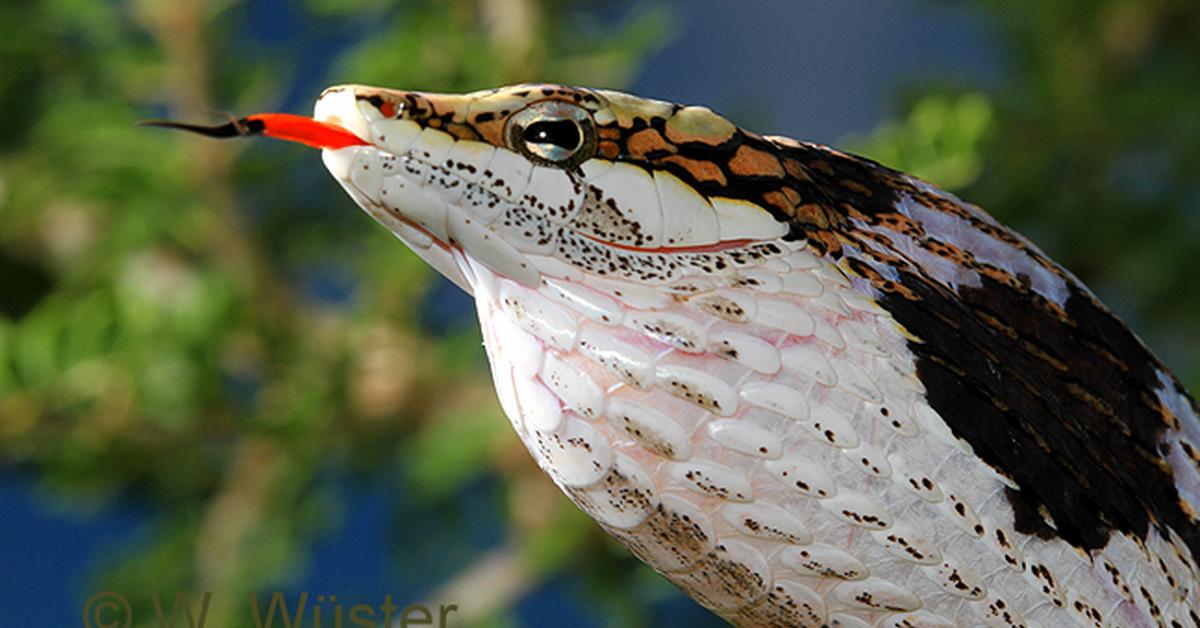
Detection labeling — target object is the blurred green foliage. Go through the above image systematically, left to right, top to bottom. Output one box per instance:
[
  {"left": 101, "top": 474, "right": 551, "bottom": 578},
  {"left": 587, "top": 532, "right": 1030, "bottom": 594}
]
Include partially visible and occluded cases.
[
  {"left": 1, "top": 1, "right": 1197, "bottom": 627},
  {"left": 846, "top": 92, "right": 993, "bottom": 192}
]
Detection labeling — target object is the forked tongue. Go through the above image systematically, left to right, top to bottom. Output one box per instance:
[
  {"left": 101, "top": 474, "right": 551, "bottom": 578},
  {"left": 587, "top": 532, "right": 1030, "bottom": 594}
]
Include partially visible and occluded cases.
[{"left": 139, "top": 113, "right": 367, "bottom": 150}]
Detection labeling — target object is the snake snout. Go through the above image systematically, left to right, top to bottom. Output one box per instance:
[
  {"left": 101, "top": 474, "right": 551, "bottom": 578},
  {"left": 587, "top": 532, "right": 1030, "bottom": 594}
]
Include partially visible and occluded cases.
[{"left": 313, "top": 84, "right": 374, "bottom": 143}]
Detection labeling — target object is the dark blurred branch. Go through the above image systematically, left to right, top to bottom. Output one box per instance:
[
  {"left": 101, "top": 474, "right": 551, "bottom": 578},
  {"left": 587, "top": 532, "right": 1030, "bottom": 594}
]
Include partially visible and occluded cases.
[
  {"left": 145, "top": 0, "right": 293, "bottom": 321},
  {"left": 480, "top": 0, "right": 543, "bottom": 77},
  {"left": 142, "top": 1, "right": 296, "bottom": 622},
  {"left": 195, "top": 437, "right": 285, "bottom": 623},
  {"left": 425, "top": 546, "right": 534, "bottom": 625}
]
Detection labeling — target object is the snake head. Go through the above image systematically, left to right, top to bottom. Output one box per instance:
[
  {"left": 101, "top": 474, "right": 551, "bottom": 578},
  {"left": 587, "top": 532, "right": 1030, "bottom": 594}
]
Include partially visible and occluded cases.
[{"left": 312, "top": 83, "right": 791, "bottom": 292}]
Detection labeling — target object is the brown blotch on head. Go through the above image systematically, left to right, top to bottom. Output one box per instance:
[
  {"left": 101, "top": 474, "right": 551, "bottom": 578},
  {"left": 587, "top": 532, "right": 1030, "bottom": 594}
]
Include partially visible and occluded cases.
[
  {"left": 471, "top": 117, "right": 507, "bottom": 146},
  {"left": 444, "top": 122, "right": 481, "bottom": 142},
  {"left": 626, "top": 128, "right": 676, "bottom": 158},
  {"left": 598, "top": 140, "right": 620, "bottom": 159},
  {"left": 729, "top": 144, "right": 785, "bottom": 178},
  {"left": 661, "top": 154, "right": 727, "bottom": 185},
  {"left": 781, "top": 158, "right": 813, "bottom": 182},
  {"left": 808, "top": 159, "right": 835, "bottom": 176},
  {"left": 779, "top": 186, "right": 803, "bottom": 207},
  {"left": 762, "top": 189, "right": 802, "bottom": 216},
  {"left": 794, "top": 202, "right": 846, "bottom": 230}
]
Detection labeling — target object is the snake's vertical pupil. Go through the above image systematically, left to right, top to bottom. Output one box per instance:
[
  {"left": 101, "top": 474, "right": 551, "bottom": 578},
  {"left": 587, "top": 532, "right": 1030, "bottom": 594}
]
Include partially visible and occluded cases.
[
  {"left": 505, "top": 101, "right": 596, "bottom": 168},
  {"left": 523, "top": 119, "right": 582, "bottom": 151}
]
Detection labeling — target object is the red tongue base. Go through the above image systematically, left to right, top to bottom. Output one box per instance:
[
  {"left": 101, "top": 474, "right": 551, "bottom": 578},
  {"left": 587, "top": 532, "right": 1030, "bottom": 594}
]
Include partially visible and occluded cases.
[
  {"left": 139, "top": 113, "right": 368, "bottom": 150},
  {"left": 247, "top": 113, "right": 368, "bottom": 149}
]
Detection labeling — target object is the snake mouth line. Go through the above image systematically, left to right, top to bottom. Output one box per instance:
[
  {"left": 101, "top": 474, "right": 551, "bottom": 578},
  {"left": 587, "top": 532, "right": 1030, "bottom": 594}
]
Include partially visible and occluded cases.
[{"left": 576, "top": 232, "right": 762, "bottom": 254}]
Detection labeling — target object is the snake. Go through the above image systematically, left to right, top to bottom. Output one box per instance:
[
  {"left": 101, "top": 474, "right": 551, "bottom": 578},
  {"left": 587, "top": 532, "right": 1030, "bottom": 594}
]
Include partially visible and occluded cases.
[{"left": 147, "top": 83, "right": 1200, "bottom": 627}]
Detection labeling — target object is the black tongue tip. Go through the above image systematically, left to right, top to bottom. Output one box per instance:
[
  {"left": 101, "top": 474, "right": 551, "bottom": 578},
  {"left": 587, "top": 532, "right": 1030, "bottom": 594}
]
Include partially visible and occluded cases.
[{"left": 137, "top": 117, "right": 265, "bottom": 139}]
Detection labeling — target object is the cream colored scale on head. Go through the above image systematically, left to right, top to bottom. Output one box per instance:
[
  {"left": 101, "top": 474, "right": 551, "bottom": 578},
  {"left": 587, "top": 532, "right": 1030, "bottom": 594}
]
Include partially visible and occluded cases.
[{"left": 152, "top": 83, "right": 1200, "bottom": 627}]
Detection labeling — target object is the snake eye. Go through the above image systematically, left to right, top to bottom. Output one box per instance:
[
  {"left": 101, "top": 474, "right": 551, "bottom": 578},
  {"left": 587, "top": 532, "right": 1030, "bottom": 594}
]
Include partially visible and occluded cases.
[
  {"left": 506, "top": 100, "right": 597, "bottom": 169},
  {"left": 523, "top": 119, "right": 581, "bottom": 152}
]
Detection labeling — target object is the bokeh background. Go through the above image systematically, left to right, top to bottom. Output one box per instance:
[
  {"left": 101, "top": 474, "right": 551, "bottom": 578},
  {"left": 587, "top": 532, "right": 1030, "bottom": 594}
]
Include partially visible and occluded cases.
[{"left": 2, "top": 1, "right": 1198, "bottom": 626}]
